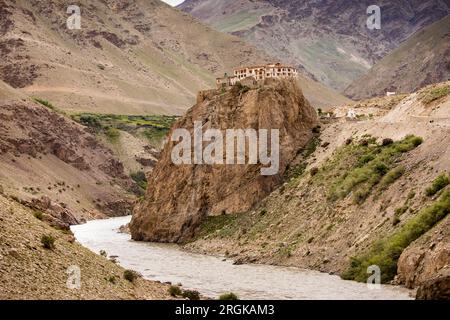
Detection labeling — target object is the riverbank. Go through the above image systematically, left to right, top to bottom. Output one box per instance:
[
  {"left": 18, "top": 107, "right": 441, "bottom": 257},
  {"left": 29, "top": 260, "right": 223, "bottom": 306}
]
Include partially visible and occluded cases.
[{"left": 72, "top": 216, "right": 413, "bottom": 300}]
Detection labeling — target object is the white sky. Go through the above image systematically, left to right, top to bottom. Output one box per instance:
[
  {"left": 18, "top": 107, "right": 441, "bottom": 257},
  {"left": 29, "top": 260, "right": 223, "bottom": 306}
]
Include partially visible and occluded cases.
[{"left": 161, "top": 0, "right": 185, "bottom": 6}]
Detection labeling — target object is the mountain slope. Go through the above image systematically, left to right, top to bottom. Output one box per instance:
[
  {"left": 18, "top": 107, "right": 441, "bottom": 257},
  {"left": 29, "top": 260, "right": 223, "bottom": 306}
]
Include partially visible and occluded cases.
[
  {"left": 0, "top": 0, "right": 270, "bottom": 115},
  {"left": 179, "top": 0, "right": 450, "bottom": 91},
  {"left": 344, "top": 14, "right": 450, "bottom": 99},
  {"left": 185, "top": 82, "right": 450, "bottom": 295},
  {"left": 0, "top": 193, "right": 170, "bottom": 299}
]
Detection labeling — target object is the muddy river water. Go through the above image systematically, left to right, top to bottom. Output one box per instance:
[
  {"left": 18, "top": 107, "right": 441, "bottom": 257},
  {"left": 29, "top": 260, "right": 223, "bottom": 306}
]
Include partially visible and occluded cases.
[{"left": 71, "top": 216, "right": 413, "bottom": 300}]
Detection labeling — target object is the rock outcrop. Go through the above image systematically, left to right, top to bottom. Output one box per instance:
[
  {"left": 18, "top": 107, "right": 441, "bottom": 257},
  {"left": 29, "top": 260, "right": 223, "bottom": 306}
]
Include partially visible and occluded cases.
[
  {"left": 130, "top": 79, "right": 318, "bottom": 243},
  {"left": 397, "top": 216, "right": 450, "bottom": 299}
]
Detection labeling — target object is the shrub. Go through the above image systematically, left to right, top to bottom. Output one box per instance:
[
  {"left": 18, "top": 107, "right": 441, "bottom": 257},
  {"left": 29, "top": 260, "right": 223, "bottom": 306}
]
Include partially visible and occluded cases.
[
  {"left": 33, "top": 98, "right": 55, "bottom": 110},
  {"left": 105, "top": 127, "right": 120, "bottom": 142},
  {"left": 382, "top": 138, "right": 393, "bottom": 146},
  {"left": 379, "top": 166, "right": 405, "bottom": 189},
  {"left": 310, "top": 167, "right": 319, "bottom": 176},
  {"left": 425, "top": 174, "right": 450, "bottom": 197},
  {"left": 342, "top": 190, "right": 450, "bottom": 283},
  {"left": 394, "top": 206, "right": 408, "bottom": 216},
  {"left": 33, "top": 210, "right": 43, "bottom": 220},
  {"left": 41, "top": 234, "right": 55, "bottom": 249},
  {"left": 99, "top": 250, "right": 107, "bottom": 257},
  {"left": 123, "top": 269, "right": 140, "bottom": 282},
  {"left": 108, "top": 276, "right": 117, "bottom": 284},
  {"left": 168, "top": 285, "right": 182, "bottom": 297},
  {"left": 181, "top": 289, "right": 200, "bottom": 300},
  {"left": 219, "top": 292, "right": 239, "bottom": 300}
]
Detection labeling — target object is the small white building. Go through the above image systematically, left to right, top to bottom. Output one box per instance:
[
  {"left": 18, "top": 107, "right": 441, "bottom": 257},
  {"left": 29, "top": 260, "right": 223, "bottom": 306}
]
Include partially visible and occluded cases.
[{"left": 346, "top": 109, "right": 357, "bottom": 119}]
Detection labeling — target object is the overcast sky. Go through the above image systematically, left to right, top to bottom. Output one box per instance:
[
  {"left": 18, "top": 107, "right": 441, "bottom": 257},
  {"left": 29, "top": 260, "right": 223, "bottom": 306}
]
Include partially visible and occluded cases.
[{"left": 162, "top": 0, "right": 185, "bottom": 6}]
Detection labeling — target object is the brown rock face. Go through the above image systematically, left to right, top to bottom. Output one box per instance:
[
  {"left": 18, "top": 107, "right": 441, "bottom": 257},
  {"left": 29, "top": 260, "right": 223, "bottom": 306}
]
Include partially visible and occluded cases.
[
  {"left": 130, "top": 79, "right": 318, "bottom": 243},
  {"left": 396, "top": 216, "right": 450, "bottom": 296},
  {"left": 416, "top": 269, "right": 450, "bottom": 300}
]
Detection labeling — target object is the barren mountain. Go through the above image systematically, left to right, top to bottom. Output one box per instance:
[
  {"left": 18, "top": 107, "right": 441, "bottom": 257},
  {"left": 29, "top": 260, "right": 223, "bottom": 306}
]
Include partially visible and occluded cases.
[
  {"left": 0, "top": 0, "right": 350, "bottom": 113},
  {"left": 0, "top": 0, "right": 270, "bottom": 115},
  {"left": 179, "top": 0, "right": 450, "bottom": 91},
  {"left": 345, "top": 14, "right": 450, "bottom": 100},
  {"left": 130, "top": 79, "right": 318, "bottom": 243}
]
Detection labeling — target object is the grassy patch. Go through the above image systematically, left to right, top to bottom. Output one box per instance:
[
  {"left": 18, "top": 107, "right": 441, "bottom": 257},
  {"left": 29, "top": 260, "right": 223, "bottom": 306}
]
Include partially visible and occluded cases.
[
  {"left": 420, "top": 85, "right": 450, "bottom": 105},
  {"left": 33, "top": 98, "right": 66, "bottom": 115},
  {"left": 72, "top": 113, "right": 177, "bottom": 146},
  {"left": 327, "top": 135, "right": 422, "bottom": 204},
  {"left": 379, "top": 166, "right": 405, "bottom": 190},
  {"left": 425, "top": 174, "right": 450, "bottom": 197},
  {"left": 342, "top": 189, "right": 450, "bottom": 283},
  {"left": 193, "top": 214, "right": 240, "bottom": 240}
]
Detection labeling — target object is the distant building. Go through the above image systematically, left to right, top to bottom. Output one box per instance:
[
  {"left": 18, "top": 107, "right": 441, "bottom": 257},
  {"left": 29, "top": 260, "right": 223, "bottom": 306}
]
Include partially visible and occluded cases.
[
  {"left": 216, "top": 63, "right": 298, "bottom": 89},
  {"left": 386, "top": 91, "right": 396, "bottom": 96},
  {"left": 346, "top": 109, "right": 357, "bottom": 119}
]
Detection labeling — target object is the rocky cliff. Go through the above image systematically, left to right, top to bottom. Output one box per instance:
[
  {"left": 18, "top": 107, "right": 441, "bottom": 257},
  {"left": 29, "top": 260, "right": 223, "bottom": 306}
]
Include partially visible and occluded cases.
[{"left": 130, "top": 79, "right": 318, "bottom": 243}]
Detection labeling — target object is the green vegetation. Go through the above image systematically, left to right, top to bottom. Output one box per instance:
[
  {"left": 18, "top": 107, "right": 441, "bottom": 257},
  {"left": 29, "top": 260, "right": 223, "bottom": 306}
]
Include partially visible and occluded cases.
[
  {"left": 420, "top": 85, "right": 450, "bottom": 104},
  {"left": 33, "top": 98, "right": 66, "bottom": 115},
  {"left": 72, "top": 113, "right": 178, "bottom": 146},
  {"left": 104, "top": 127, "right": 120, "bottom": 142},
  {"left": 327, "top": 135, "right": 422, "bottom": 204},
  {"left": 287, "top": 136, "right": 321, "bottom": 179},
  {"left": 379, "top": 166, "right": 405, "bottom": 190},
  {"left": 130, "top": 171, "right": 147, "bottom": 191},
  {"left": 425, "top": 174, "right": 450, "bottom": 197},
  {"left": 342, "top": 189, "right": 450, "bottom": 283},
  {"left": 33, "top": 210, "right": 43, "bottom": 220},
  {"left": 193, "top": 214, "right": 240, "bottom": 240},
  {"left": 41, "top": 234, "right": 55, "bottom": 249},
  {"left": 123, "top": 269, "right": 140, "bottom": 282},
  {"left": 168, "top": 285, "right": 183, "bottom": 297},
  {"left": 181, "top": 289, "right": 201, "bottom": 300},
  {"left": 219, "top": 292, "right": 239, "bottom": 300}
]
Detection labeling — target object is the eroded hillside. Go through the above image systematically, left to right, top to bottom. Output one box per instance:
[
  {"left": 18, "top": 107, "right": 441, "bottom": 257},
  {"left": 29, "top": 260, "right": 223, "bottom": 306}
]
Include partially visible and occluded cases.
[
  {"left": 0, "top": 0, "right": 270, "bottom": 115},
  {"left": 0, "top": 80, "right": 140, "bottom": 227},
  {"left": 0, "top": 193, "right": 170, "bottom": 299}
]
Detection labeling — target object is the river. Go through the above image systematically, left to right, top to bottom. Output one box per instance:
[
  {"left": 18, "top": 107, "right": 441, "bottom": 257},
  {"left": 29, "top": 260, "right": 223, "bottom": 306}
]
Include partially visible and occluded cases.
[{"left": 71, "top": 216, "right": 413, "bottom": 300}]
